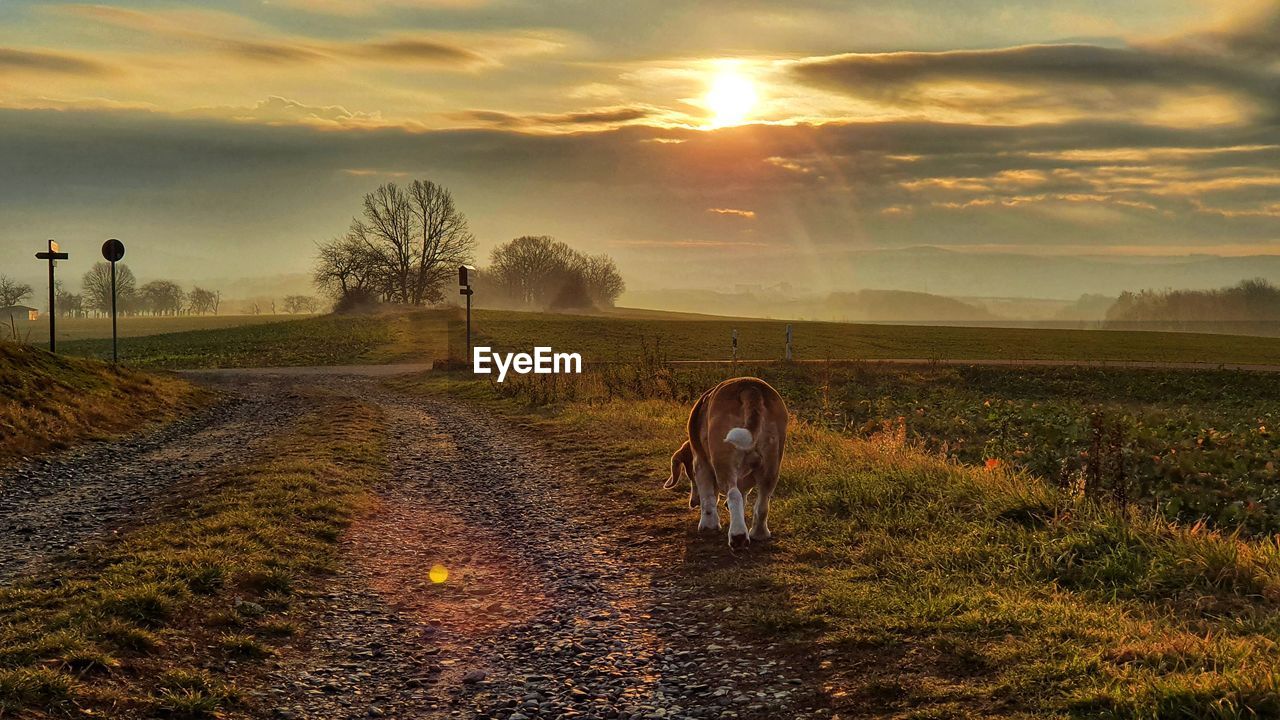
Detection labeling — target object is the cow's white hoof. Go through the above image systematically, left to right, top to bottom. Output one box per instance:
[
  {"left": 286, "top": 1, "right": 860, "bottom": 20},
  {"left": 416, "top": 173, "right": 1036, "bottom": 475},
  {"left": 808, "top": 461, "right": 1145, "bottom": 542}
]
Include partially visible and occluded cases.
[
  {"left": 749, "top": 528, "right": 771, "bottom": 541},
  {"left": 729, "top": 532, "right": 750, "bottom": 549}
]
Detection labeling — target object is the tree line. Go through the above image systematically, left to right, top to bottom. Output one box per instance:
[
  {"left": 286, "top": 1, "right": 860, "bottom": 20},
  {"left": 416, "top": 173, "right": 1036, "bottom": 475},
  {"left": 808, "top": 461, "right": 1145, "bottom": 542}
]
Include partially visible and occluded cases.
[
  {"left": 314, "top": 179, "right": 625, "bottom": 311},
  {"left": 0, "top": 268, "right": 321, "bottom": 318},
  {"left": 1105, "top": 278, "right": 1280, "bottom": 332}
]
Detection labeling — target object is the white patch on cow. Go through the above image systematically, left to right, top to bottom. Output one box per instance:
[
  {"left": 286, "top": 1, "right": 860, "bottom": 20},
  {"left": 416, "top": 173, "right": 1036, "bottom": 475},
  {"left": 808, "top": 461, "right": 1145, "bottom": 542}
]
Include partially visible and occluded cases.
[
  {"left": 724, "top": 427, "right": 753, "bottom": 450},
  {"left": 726, "top": 486, "right": 748, "bottom": 539}
]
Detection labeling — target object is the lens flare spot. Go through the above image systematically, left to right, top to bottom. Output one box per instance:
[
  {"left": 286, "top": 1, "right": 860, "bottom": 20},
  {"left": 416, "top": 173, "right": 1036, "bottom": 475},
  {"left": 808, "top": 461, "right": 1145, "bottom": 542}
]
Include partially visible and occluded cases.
[{"left": 429, "top": 564, "right": 449, "bottom": 583}]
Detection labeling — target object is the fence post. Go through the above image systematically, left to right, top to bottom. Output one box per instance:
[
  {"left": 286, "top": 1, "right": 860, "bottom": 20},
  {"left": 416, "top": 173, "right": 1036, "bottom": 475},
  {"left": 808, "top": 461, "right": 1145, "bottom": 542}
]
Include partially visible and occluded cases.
[
  {"left": 785, "top": 324, "right": 793, "bottom": 361},
  {"left": 732, "top": 328, "right": 738, "bottom": 367}
]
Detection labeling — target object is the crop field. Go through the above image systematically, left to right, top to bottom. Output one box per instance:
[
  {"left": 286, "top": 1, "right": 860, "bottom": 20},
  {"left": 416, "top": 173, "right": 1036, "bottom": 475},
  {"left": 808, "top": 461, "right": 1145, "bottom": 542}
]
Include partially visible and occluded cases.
[
  {"left": 46, "top": 306, "right": 1280, "bottom": 369},
  {"left": 486, "top": 358, "right": 1280, "bottom": 536}
]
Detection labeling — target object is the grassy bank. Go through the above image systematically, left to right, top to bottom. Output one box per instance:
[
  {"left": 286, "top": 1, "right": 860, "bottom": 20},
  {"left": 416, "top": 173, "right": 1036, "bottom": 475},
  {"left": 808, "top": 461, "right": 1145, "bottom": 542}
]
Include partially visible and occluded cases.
[
  {"left": 0, "top": 342, "right": 207, "bottom": 466},
  {"left": 405, "top": 372, "right": 1280, "bottom": 718},
  {"left": 0, "top": 397, "right": 385, "bottom": 717}
]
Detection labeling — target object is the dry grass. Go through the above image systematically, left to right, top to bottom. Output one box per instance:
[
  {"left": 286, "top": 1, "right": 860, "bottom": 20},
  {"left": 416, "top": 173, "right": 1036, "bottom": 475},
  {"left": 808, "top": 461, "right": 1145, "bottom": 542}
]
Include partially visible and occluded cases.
[
  {"left": 0, "top": 341, "right": 208, "bottom": 466},
  {"left": 0, "top": 396, "right": 386, "bottom": 717}
]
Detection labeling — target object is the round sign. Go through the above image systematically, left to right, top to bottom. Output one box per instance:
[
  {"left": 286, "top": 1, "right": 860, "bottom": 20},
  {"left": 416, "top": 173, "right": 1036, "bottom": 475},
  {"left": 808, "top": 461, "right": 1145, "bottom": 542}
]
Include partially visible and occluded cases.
[{"left": 102, "top": 238, "right": 125, "bottom": 262}]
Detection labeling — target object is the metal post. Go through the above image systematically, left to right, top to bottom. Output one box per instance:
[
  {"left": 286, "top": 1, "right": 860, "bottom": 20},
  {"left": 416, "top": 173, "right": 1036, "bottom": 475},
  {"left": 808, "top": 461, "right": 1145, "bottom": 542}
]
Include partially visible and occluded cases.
[
  {"left": 47, "top": 250, "right": 55, "bottom": 353},
  {"left": 110, "top": 261, "right": 118, "bottom": 364},
  {"left": 466, "top": 290, "right": 472, "bottom": 363},
  {"left": 785, "top": 324, "right": 793, "bottom": 361},
  {"left": 732, "top": 328, "right": 738, "bottom": 366}
]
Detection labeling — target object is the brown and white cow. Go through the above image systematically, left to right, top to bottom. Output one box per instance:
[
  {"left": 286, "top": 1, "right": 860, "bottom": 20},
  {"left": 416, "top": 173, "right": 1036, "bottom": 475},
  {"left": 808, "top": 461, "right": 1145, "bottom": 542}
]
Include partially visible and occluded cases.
[{"left": 664, "top": 377, "right": 787, "bottom": 548}]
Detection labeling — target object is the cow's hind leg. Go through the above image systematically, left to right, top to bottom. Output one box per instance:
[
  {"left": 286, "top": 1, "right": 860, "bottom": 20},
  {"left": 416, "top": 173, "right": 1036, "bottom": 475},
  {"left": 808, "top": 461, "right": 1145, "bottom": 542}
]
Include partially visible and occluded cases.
[
  {"left": 715, "top": 454, "right": 749, "bottom": 548},
  {"left": 750, "top": 457, "right": 779, "bottom": 542},
  {"left": 694, "top": 460, "right": 720, "bottom": 532}
]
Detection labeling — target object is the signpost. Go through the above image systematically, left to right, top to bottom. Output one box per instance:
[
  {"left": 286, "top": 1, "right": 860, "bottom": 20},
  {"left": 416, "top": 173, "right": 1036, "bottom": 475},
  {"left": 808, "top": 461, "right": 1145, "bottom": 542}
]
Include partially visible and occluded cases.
[
  {"left": 34, "top": 239, "right": 69, "bottom": 352},
  {"left": 101, "top": 239, "right": 125, "bottom": 364},
  {"left": 459, "top": 265, "right": 476, "bottom": 363}
]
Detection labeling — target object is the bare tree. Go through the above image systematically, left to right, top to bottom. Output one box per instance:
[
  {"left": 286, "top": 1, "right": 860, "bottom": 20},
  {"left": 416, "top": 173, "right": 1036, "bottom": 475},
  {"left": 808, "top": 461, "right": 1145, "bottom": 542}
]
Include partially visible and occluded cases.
[
  {"left": 313, "top": 179, "right": 475, "bottom": 306},
  {"left": 409, "top": 180, "right": 475, "bottom": 304},
  {"left": 361, "top": 184, "right": 416, "bottom": 304},
  {"left": 315, "top": 227, "right": 380, "bottom": 298},
  {"left": 487, "top": 236, "right": 624, "bottom": 310},
  {"left": 488, "top": 236, "right": 580, "bottom": 307},
  {"left": 581, "top": 254, "right": 626, "bottom": 307},
  {"left": 82, "top": 262, "right": 136, "bottom": 315},
  {"left": 0, "top": 275, "right": 33, "bottom": 307},
  {"left": 138, "top": 280, "right": 185, "bottom": 315},
  {"left": 55, "top": 283, "right": 84, "bottom": 318},
  {"left": 187, "top": 287, "right": 220, "bottom": 315},
  {"left": 282, "top": 295, "right": 321, "bottom": 314}
]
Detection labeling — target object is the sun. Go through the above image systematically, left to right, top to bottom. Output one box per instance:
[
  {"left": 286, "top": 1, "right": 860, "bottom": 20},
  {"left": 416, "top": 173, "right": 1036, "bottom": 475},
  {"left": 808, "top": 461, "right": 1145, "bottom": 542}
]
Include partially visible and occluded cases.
[{"left": 704, "top": 67, "right": 758, "bottom": 127}]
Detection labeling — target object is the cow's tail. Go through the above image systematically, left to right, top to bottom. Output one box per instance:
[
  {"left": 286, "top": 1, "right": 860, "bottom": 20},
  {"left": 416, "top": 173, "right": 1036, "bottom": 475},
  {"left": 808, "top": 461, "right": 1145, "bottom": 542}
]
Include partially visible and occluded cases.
[{"left": 724, "top": 386, "right": 765, "bottom": 451}]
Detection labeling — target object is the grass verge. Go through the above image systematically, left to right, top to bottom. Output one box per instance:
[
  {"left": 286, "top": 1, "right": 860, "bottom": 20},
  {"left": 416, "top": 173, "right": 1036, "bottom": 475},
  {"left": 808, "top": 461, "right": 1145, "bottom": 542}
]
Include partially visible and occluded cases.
[
  {"left": 0, "top": 341, "right": 207, "bottom": 466},
  {"left": 401, "top": 372, "right": 1280, "bottom": 719},
  {"left": 0, "top": 396, "right": 385, "bottom": 717}
]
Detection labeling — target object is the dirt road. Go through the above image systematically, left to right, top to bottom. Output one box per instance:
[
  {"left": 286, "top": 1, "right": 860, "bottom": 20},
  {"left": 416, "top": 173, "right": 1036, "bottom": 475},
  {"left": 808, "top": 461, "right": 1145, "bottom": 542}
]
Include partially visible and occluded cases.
[{"left": 1, "top": 367, "right": 829, "bottom": 719}]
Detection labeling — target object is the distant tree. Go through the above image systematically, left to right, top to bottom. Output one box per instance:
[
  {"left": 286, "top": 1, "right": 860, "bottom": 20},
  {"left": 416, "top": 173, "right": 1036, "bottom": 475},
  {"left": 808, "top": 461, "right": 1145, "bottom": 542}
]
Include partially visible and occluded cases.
[
  {"left": 313, "top": 179, "right": 475, "bottom": 305},
  {"left": 315, "top": 230, "right": 380, "bottom": 299},
  {"left": 487, "top": 236, "right": 625, "bottom": 310},
  {"left": 488, "top": 236, "right": 580, "bottom": 307},
  {"left": 581, "top": 254, "right": 625, "bottom": 307},
  {"left": 82, "top": 262, "right": 136, "bottom": 315},
  {"left": 0, "top": 275, "right": 32, "bottom": 307},
  {"left": 1105, "top": 278, "right": 1280, "bottom": 332},
  {"left": 138, "top": 280, "right": 185, "bottom": 316},
  {"left": 55, "top": 283, "right": 84, "bottom": 318},
  {"left": 187, "top": 287, "right": 220, "bottom": 315},
  {"left": 282, "top": 295, "right": 320, "bottom": 314}
]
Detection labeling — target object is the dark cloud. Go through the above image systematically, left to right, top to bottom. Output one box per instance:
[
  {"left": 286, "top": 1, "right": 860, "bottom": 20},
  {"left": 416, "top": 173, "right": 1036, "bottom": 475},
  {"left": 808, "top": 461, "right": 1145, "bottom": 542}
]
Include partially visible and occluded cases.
[
  {"left": 352, "top": 38, "right": 488, "bottom": 66},
  {"left": 792, "top": 42, "right": 1280, "bottom": 115},
  {"left": 0, "top": 47, "right": 111, "bottom": 76},
  {"left": 454, "top": 106, "right": 652, "bottom": 127}
]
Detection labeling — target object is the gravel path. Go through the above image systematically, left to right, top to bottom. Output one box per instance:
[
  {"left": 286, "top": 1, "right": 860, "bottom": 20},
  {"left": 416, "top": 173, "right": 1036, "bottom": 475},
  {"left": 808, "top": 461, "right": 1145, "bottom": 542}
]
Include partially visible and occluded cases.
[
  {"left": 4, "top": 368, "right": 831, "bottom": 718},
  {"left": 262, "top": 391, "right": 829, "bottom": 720}
]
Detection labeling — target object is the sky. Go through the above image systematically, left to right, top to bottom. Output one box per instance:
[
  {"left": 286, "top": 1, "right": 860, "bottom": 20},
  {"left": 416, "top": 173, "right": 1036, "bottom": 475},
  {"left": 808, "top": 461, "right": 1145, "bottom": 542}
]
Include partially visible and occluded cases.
[{"left": 1, "top": 0, "right": 1278, "bottom": 297}]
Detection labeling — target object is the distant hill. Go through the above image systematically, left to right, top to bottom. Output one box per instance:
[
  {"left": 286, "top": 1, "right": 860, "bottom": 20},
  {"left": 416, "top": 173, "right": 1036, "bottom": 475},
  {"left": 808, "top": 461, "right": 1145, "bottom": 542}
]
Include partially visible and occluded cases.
[{"left": 622, "top": 288, "right": 997, "bottom": 323}]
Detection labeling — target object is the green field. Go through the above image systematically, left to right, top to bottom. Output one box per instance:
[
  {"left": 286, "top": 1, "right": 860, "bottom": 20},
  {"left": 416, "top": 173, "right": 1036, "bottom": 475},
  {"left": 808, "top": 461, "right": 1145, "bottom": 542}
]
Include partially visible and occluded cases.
[
  {"left": 49, "top": 306, "right": 1280, "bottom": 369},
  {"left": 12, "top": 314, "right": 308, "bottom": 344}
]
